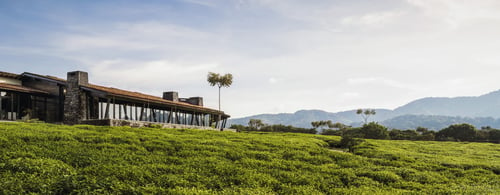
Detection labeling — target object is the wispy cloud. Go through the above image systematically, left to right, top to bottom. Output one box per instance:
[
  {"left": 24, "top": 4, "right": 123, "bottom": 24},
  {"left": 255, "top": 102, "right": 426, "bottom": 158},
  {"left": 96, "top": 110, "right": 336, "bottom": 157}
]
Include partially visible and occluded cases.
[{"left": 3, "top": 0, "right": 500, "bottom": 117}]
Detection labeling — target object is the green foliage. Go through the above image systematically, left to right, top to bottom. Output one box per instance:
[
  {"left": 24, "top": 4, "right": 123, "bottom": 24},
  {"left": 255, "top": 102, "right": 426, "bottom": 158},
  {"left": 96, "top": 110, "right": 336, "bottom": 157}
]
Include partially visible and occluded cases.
[
  {"left": 207, "top": 72, "right": 233, "bottom": 88},
  {"left": 356, "top": 108, "right": 376, "bottom": 124},
  {"left": 248, "top": 119, "right": 265, "bottom": 130},
  {"left": 0, "top": 122, "right": 499, "bottom": 194},
  {"left": 236, "top": 122, "right": 317, "bottom": 134},
  {"left": 360, "top": 122, "right": 389, "bottom": 139},
  {"left": 437, "top": 123, "right": 477, "bottom": 141},
  {"left": 389, "top": 129, "right": 419, "bottom": 140},
  {"left": 339, "top": 135, "right": 365, "bottom": 152}
]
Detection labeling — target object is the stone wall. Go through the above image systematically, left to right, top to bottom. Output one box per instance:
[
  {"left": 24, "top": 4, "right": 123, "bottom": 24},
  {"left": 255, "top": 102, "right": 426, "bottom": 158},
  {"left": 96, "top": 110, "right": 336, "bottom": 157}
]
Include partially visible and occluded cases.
[
  {"left": 63, "top": 71, "right": 89, "bottom": 125},
  {"left": 81, "top": 119, "right": 236, "bottom": 132}
]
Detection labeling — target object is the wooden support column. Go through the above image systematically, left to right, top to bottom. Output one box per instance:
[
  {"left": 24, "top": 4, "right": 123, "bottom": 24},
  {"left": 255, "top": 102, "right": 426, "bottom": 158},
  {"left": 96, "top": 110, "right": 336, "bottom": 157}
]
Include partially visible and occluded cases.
[
  {"left": 10, "top": 93, "right": 14, "bottom": 120},
  {"left": 15, "top": 94, "right": 20, "bottom": 120},
  {"left": 0, "top": 95, "right": 3, "bottom": 120},
  {"left": 44, "top": 97, "right": 48, "bottom": 121},
  {"left": 112, "top": 97, "right": 116, "bottom": 119},
  {"left": 104, "top": 98, "right": 110, "bottom": 119},
  {"left": 99, "top": 101, "right": 103, "bottom": 119},
  {"left": 118, "top": 103, "right": 122, "bottom": 119},
  {"left": 123, "top": 104, "right": 128, "bottom": 120},
  {"left": 130, "top": 104, "right": 133, "bottom": 120},
  {"left": 135, "top": 104, "right": 138, "bottom": 121},
  {"left": 139, "top": 104, "right": 145, "bottom": 121},
  {"left": 167, "top": 108, "right": 172, "bottom": 123},
  {"left": 152, "top": 109, "right": 157, "bottom": 122},
  {"left": 175, "top": 111, "right": 181, "bottom": 124},
  {"left": 190, "top": 112, "right": 195, "bottom": 125},
  {"left": 222, "top": 119, "right": 227, "bottom": 129}
]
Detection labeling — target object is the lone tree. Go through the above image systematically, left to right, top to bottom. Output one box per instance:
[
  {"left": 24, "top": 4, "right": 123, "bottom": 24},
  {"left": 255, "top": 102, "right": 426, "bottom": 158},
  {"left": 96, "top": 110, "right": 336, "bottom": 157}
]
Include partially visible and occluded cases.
[
  {"left": 207, "top": 72, "right": 233, "bottom": 127},
  {"left": 356, "top": 109, "right": 376, "bottom": 124},
  {"left": 248, "top": 119, "right": 265, "bottom": 130}
]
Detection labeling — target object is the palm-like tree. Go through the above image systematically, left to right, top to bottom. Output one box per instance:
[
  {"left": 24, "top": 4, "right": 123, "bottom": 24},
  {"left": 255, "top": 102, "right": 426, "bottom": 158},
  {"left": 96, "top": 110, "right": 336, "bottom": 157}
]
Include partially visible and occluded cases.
[
  {"left": 207, "top": 72, "right": 233, "bottom": 127},
  {"left": 356, "top": 109, "right": 376, "bottom": 124}
]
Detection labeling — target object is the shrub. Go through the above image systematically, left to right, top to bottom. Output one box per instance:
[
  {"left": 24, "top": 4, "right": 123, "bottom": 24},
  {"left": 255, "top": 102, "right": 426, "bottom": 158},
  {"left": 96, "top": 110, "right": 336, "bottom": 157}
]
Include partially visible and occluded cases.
[
  {"left": 360, "top": 122, "right": 389, "bottom": 139},
  {"left": 437, "top": 123, "right": 477, "bottom": 142},
  {"left": 339, "top": 135, "right": 365, "bottom": 152}
]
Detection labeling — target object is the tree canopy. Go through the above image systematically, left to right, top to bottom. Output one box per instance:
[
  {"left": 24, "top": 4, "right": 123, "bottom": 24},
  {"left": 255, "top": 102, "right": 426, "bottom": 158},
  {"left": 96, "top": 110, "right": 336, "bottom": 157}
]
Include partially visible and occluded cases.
[
  {"left": 207, "top": 72, "right": 233, "bottom": 89},
  {"left": 356, "top": 109, "right": 376, "bottom": 124}
]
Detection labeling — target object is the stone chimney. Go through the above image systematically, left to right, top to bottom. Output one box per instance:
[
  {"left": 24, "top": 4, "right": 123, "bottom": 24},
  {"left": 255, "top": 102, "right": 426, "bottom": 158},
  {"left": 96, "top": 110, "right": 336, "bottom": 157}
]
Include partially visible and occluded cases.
[
  {"left": 64, "top": 71, "right": 89, "bottom": 125},
  {"left": 163, "top": 91, "right": 179, "bottom": 102},
  {"left": 187, "top": 97, "right": 203, "bottom": 106}
]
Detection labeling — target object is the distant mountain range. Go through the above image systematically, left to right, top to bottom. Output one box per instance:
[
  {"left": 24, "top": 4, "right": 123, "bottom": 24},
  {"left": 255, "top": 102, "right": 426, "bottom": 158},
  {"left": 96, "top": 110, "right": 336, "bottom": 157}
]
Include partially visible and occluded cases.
[{"left": 229, "top": 90, "right": 500, "bottom": 130}]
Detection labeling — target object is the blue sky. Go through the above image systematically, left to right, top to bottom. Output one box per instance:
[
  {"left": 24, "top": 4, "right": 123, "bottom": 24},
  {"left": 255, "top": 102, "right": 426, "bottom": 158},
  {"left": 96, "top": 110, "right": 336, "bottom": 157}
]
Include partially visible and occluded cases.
[{"left": 2, "top": 0, "right": 500, "bottom": 118}]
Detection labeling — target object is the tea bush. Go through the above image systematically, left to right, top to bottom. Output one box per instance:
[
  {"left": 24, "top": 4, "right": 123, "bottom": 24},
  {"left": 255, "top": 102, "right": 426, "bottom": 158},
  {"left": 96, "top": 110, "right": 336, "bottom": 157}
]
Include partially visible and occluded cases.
[{"left": 0, "top": 122, "right": 498, "bottom": 194}]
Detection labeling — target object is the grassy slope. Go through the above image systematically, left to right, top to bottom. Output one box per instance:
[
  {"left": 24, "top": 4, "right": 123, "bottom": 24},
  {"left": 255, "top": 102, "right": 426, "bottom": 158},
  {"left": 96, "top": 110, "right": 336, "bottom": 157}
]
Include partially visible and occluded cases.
[{"left": 0, "top": 122, "right": 499, "bottom": 194}]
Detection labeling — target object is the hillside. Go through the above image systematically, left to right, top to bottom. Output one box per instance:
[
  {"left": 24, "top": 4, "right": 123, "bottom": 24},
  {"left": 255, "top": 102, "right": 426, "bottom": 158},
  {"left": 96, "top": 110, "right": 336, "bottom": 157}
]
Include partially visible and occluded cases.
[
  {"left": 230, "top": 90, "right": 500, "bottom": 129},
  {"left": 392, "top": 90, "right": 500, "bottom": 117},
  {"left": 230, "top": 109, "right": 394, "bottom": 128},
  {"left": 381, "top": 115, "right": 500, "bottom": 130},
  {"left": 1, "top": 122, "right": 499, "bottom": 194}
]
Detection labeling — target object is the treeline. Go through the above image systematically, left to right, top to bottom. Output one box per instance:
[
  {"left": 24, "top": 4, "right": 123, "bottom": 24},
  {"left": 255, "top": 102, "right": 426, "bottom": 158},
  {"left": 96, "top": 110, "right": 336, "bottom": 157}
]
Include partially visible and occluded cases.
[
  {"left": 230, "top": 119, "right": 317, "bottom": 134},
  {"left": 231, "top": 119, "right": 500, "bottom": 143},
  {"left": 314, "top": 120, "right": 500, "bottom": 143}
]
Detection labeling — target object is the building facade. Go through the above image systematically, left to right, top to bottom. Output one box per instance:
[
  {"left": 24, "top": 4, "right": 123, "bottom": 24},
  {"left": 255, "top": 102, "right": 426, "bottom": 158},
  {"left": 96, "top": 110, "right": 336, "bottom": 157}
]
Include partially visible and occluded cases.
[{"left": 0, "top": 71, "right": 230, "bottom": 129}]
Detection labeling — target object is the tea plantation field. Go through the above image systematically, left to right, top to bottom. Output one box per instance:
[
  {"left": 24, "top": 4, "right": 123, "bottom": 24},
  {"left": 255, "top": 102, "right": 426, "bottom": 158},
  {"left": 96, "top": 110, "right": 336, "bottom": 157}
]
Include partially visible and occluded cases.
[{"left": 0, "top": 122, "right": 499, "bottom": 194}]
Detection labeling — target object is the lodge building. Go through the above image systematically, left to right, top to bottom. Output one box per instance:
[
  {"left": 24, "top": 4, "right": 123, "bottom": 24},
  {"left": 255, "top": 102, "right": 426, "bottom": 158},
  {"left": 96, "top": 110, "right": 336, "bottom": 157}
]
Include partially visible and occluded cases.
[{"left": 0, "top": 70, "right": 230, "bottom": 129}]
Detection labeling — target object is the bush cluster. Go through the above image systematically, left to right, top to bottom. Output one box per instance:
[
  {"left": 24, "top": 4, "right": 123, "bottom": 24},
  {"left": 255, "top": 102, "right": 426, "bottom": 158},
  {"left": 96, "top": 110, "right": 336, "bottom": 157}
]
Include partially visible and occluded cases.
[{"left": 320, "top": 122, "right": 499, "bottom": 143}]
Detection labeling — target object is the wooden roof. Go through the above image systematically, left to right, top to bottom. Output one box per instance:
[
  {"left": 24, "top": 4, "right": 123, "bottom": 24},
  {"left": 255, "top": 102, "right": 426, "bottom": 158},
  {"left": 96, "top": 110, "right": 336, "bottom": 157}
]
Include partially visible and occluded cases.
[
  {"left": 0, "top": 71, "right": 21, "bottom": 79},
  {"left": 19, "top": 72, "right": 229, "bottom": 118},
  {"left": 21, "top": 72, "right": 67, "bottom": 85},
  {"left": 0, "top": 83, "right": 49, "bottom": 94},
  {"left": 83, "top": 84, "right": 229, "bottom": 117}
]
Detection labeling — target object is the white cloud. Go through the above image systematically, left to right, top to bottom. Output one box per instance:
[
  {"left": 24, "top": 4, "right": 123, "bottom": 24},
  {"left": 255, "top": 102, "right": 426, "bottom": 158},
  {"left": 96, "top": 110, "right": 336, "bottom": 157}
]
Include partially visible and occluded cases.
[
  {"left": 4, "top": 0, "right": 500, "bottom": 118},
  {"left": 182, "top": 0, "right": 217, "bottom": 7},
  {"left": 407, "top": 0, "right": 500, "bottom": 28},
  {"left": 340, "top": 11, "right": 403, "bottom": 27},
  {"left": 89, "top": 59, "right": 219, "bottom": 88}
]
